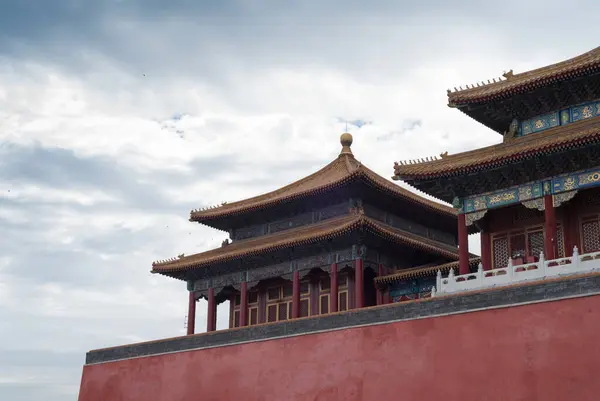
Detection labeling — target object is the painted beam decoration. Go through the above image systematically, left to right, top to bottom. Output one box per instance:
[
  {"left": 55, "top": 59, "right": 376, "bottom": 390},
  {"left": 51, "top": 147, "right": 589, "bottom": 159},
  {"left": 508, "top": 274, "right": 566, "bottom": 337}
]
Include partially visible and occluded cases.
[
  {"left": 519, "top": 99, "right": 600, "bottom": 137},
  {"left": 462, "top": 167, "right": 600, "bottom": 215}
]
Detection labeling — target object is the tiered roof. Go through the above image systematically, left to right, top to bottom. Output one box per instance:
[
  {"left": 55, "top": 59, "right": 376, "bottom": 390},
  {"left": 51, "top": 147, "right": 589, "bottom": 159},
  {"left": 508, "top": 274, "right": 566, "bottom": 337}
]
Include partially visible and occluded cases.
[
  {"left": 394, "top": 47, "right": 600, "bottom": 200},
  {"left": 190, "top": 133, "right": 456, "bottom": 230},
  {"left": 154, "top": 134, "right": 460, "bottom": 279}
]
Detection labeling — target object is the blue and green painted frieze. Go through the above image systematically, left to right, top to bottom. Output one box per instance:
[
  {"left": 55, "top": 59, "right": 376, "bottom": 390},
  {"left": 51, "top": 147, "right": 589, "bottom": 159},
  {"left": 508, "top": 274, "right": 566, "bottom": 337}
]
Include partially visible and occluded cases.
[
  {"left": 518, "top": 99, "right": 600, "bottom": 137},
  {"left": 461, "top": 167, "right": 600, "bottom": 213}
]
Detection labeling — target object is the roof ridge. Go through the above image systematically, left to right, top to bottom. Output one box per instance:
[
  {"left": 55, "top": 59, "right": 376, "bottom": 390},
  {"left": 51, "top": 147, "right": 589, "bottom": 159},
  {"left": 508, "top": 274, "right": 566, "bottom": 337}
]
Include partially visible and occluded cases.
[
  {"left": 447, "top": 46, "right": 600, "bottom": 104},
  {"left": 190, "top": 156, "right": 351, "bottom": 217}
]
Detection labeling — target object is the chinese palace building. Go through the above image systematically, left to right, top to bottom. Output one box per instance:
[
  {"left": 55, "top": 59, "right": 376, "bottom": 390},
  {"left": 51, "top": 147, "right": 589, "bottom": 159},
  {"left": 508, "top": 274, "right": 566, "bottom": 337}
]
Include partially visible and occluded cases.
[
  {"left": 391, "top": 45, "right": 600, "bottom": 295},
  {"left": 79, "top": 47, "right": 600, "bottom": 401},
  {"left": 151, "top": 133, "right": 462, "bottom": 333}
]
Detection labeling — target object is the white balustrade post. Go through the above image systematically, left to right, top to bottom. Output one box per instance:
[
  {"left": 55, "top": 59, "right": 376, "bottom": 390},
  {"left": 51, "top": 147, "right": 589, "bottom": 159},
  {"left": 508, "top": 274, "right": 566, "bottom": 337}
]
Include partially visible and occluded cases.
[
  {"left": 572, "top": 246, "right": 580, "bottom": 269},
  {"left": 539, "top": 251, "right": 546, "bottom": 277},
  {"left": 507, "top": 259, "right": 513, "bottom": 281},
  {"left": 477, "top": 262, "right": 484, "bottom": 287},
  {"left": 448, "top": 268, "right": 455, "bottom": 291},
  {"left": 436, "top": 270, "right": 442, "bottom": 292},
  {"left": 431, "top": 286, "right": 436, "bottom": 298}
]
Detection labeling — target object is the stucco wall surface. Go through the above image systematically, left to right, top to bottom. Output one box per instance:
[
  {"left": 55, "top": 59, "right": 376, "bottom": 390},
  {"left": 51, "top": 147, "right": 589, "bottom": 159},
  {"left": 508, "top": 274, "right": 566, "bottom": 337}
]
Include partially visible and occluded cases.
[{"left": 79, "top": 291, "right": 600, "bottom": 401}]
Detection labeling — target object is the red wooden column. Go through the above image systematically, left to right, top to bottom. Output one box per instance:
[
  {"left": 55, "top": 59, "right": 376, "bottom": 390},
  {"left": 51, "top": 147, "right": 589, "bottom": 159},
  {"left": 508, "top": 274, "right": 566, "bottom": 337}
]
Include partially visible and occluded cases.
[
  {"left": 544, "top": 194, "right": 557, "bottom": 259},
  {"left": 458, "top": 213, "right": 470, "bottom": 275},
  {"left": 481, "top": 230, "right": 492, "bottom": 271},
  {"left": 354, "top": 258, "right": 364, "bottom": 309},
  {"left": 330, "top": 263, "right": 338, "bottom": 313},
  {"left": 376, "top": 264, "right": 384, "bottom": 305},
  {"left": 292, "top": 270, "right": 300, "bottom": 319},
  {"left": 239, "top": 281, "right": 248, "bottom": 327},
  {"left": 206, "top": 288, "right": 216, "bottom": 332},
  {"left": 186, "top": 291, "right": 196, "bottom": 335},
  {"left": 383, "top": 291, "right": 391, "bottom": 304}
]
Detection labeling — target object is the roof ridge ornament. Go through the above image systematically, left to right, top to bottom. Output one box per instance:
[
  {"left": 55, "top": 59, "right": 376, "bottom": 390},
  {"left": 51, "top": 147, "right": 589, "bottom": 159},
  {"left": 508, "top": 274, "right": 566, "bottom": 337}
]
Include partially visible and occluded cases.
[
  {"left": 339, "top": 132, "right": 354, "bottom": 156},
  {"left": 394, "top": 153, "right": 444, "bottom": 166}
]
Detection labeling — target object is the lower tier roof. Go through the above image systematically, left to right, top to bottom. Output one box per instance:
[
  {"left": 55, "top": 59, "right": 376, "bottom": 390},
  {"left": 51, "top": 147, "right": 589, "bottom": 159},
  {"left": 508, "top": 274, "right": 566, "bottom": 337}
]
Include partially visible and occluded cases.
[
  {"left": 395, "top": 116, "right": 600, "bottom": 181},
  {"left": 152, "top": 212, "right": 460, "bottom": 276},
  {"left": 375, "top": 258, "right": 481, "bottom": 286}
]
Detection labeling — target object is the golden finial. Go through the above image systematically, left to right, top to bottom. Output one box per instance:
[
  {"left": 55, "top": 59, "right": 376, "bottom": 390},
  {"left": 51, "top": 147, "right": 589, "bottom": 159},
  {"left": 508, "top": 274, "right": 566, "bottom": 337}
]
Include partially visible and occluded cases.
[{"left": 339, "top": 132, "right": 353, "bottom": 156}]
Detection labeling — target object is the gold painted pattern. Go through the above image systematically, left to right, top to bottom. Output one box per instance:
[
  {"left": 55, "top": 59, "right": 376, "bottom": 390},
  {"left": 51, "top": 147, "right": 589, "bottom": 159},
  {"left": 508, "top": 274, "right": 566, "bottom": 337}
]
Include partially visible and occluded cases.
[{"left": 488, "top": 192, "right": 516, "bottom": 205}]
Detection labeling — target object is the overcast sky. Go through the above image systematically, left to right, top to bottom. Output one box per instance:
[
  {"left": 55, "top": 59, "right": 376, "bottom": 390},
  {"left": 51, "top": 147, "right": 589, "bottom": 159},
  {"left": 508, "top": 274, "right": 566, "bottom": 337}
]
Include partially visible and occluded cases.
[{"left": 0, "top": 1, "right": 598, "bottom": 399}]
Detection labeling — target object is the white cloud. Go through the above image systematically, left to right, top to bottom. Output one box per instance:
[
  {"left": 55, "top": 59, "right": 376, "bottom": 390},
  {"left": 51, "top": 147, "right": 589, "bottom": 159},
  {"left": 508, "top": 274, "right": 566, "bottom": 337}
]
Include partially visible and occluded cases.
[{"left": 1, "top": 2, "right": 598, "bottom": 400}]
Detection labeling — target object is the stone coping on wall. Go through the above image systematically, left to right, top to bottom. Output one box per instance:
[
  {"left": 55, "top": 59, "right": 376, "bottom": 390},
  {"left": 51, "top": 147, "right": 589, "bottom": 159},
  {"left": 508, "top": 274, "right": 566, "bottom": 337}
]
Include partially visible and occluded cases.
[{"left": 85, "top": 273, "right": 600, "bottom": 365}]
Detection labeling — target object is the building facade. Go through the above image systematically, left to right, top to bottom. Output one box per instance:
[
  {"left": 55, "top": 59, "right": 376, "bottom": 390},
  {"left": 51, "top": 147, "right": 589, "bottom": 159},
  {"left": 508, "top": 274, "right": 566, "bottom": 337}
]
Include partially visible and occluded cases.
[
  {"left": 390, "top": 46, "right": 600, "bottom": 292},
  {"left": 152, "top": 133, "right": 461, "bottom": 333}
]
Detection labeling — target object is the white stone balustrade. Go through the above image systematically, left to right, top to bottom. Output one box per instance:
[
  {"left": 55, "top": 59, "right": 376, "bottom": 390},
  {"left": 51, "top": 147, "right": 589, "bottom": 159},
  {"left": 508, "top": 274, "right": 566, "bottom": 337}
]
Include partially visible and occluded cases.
[{"left": 433, "top": 247, "right": 600, "bottom": 297}]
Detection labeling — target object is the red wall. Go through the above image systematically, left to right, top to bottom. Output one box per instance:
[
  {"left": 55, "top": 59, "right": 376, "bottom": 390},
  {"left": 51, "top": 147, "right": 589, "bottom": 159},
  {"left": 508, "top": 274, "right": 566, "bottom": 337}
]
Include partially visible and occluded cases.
[{"left": 79, "top": 295, "right": 600, "bottom": 401}]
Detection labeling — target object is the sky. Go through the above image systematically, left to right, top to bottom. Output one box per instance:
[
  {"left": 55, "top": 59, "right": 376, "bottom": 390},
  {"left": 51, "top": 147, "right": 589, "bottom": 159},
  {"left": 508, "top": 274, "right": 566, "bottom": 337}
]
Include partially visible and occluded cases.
[{"left": 0, "top": 1, "right": 598, "bottom": 399}]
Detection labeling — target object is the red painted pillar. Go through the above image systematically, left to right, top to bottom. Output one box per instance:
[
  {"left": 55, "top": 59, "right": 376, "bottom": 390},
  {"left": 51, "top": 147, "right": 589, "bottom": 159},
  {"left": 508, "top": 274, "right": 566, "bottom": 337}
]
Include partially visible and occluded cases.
[
  {"left": 544, "top": 194, "right": 557, "bottom": 259},
  {"left": 458, "top": 213, "right": 469, "bottom": 275},
  {"left": 481, "top": 230, "right": 492, "bottom": 271},
  {"left": 354, "top": 259, "right": 364, "bottom": 309},
  {"left": 330, "top": 263, "right": 338, "bottom": 313},
  {"left": 376, "top": 264, "right": 384, "bottom": 305},
  {"left": 292, "top": 270, "right": 300, "bottom": 319},
  {"left": 239, "top": 281, "right": 248, "bottom": 327},
  {"left": 207, "top": 288, "right": 216, "bottom": 332},
  {"left": 187, "top": 291, "right": 196, "bottom": 335},
  {"left": 383, "top": 291, "right": 391, "bottom": 304}
]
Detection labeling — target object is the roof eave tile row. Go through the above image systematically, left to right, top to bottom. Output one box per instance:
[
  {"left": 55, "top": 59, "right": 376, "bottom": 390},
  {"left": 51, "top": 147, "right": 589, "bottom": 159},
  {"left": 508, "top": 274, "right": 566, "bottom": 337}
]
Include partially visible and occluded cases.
[
  {"left": 447, "top": 46, "right": 600, "bottom": 105},
  {"left": 393, "top": 119, "right": 600, "bottom": 180},
  {"left": 189, "top": 155, "right": 456, "bottom": 226},
  {"left": 152, "top": 214, "right": 459, "bottom": 275},
  {"left": 375, "top": 257, "right": 481, "bottom": 284}
]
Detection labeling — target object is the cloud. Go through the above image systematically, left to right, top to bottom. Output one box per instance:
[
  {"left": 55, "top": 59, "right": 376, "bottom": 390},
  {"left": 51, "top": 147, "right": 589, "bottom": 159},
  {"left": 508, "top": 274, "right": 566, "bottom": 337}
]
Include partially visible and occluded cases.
[{"left": 1, "top": 1, "right": 598, "bottom": 400}]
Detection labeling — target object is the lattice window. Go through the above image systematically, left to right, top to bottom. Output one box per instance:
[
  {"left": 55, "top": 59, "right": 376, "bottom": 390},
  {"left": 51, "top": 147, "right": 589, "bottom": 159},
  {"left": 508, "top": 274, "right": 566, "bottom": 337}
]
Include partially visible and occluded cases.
[
  {"left": 582, "top": 220, "right": 600, "bottom": 253},
  {"left": 556, "top": 225, "right": 565, "bottom": 258},
  {"left": 528, "top": 231, "right": 544, "bottom": 259},
  {"left": 510, "top": 233, "right": 526, "bottom": 258},
  {"left": 493, "top": 236, "right": 509, "bottom": 269},
  {"left": 339, "top": 291, "right": 348, "bottom": 312},
  {"left": 320, "top": 294, "right": 329, "bottom": 315},
  {"left": 300, "top": 299, "right": 310, "bottom": 317},
  {"left": 278, "top": 303, "right": 288, "bottom": 321},
  {"left": 267, "top": 304, "right": 277, "bottom": 322},
  {"left": 249, "top": 307, "right": 258, "bottom": 325},
  {"left": 233, "top": 310, "right": 240, "bottom": 328}
]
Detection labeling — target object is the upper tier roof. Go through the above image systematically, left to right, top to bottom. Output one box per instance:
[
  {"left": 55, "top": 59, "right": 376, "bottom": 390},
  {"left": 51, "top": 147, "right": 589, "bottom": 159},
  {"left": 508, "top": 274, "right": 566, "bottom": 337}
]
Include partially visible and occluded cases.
[
  {"left": 448, "top": 46, "right": 600, "bottom": 106},
  {"left": 394, "top": 116, "right": 600, "bottom": 183},
  {"left": 190, "top": 133, "right": 456, "bottom": 228},
  {"left": 152, "top": 212, "right": 460, "bottom": 277}
]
